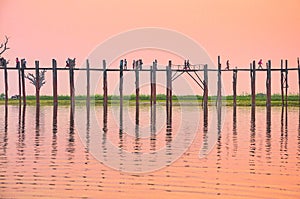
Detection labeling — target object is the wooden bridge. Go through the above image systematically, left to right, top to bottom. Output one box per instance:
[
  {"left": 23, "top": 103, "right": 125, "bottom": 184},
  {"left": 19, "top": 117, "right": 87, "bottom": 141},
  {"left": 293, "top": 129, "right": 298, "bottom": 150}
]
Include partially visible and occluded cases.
[{"left": 1, "top": 56, "right": 299, "bottom": 119}]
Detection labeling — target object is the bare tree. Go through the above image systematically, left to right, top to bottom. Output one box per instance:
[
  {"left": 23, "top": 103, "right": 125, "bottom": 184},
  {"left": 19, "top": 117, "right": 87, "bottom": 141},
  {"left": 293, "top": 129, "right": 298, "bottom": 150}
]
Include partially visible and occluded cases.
[
  {"left": 0, "top": 36, "right": 9, "bottom": 66},
  {"left": 25, "top": 69, "right": 47, "bottom": 89}
]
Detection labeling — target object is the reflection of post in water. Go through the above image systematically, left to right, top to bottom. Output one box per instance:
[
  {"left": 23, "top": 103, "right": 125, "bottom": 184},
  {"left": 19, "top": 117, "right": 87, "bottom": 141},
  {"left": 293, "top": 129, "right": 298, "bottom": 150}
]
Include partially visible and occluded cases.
[
  {"left": 102, "top": 101, "right": 108, "bottom": 159},
  {"left": 85, "top": 102, "right": 90, "bottom": 156},
  {"left": 119, "top": 104, "right": 123, "bottom": 150},
  {"left": 150, "top": 104, "right": 156, "bottom": 151},
  {"left": 3, "top": 105, "right": 8, "bottom": 154},
  {"left": 35, "top": 105, "right": 40, "bottom": 145},
  {"left": 50, "top": 105, "right": 58, "bottom": 189},
  {"left": 51, "top": 105, "right": 58, "bottom": 160},
  {"left": 202, "top": 105, "right": 208, "bottom": 152},
  {"left": 216, "top": 105, "right": 222, "bottom": 168},
  {"left": 17, "top": 106, "right": 25, "bottom": 161},
  {"left": 67, "top": 106, "right": 75, "bottom": 156},
  {"left": 232, "top": 106, "right": 238, "bottom": 156},
  {"left": 249, "top": 106, "right": 256, "bottom": 174},
  {"left": 265, "top": 106, "right": 271, "bottom": 162},
  {"left": 280, "top": 106, "right": 288, "bottom": 163},
  {"left": 134, "top": 121, "right": 141, "bottom": 153},
  {"left": 166, "top": 128, "right": 172, "bottom": 157}
]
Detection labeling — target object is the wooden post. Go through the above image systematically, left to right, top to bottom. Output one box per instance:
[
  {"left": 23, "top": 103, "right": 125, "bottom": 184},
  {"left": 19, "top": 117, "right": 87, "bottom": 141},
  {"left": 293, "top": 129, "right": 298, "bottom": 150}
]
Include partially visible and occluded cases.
[
  {"left": 217, "top": 56, "right": 222, "bottom": 107},
  {"left": 297, "top": 57, "right": 300, "bottom": 105},
  {"left": 52, "top": 59, "right": 58, "bottom": 106},
  {"left": 86, "top": 59, "right": 90, "bottom": 105},
  {"left": 21, "top": 60, "right": 26, "bottom": 105},
  {"left": 103, "top": 60, "right": 108, "bottom": 109},
  {"left": 119, "top": 60, "right": 123, "bottom": 111},
  {"left": 151, "top": 60, "right": 157, "bottom": 106},
  {"left": 166, "top": 60, "right": 172, "bottom": 128},
  {"left": 266, "top": 60, "right": 271, "bottom": 107},
  {"left": 281, "top": 60, "right": 284, "bottom": 106},
  {"left": 285, "top": 60, "right": 288, "bottom": 108},
  {"left": 35, "top": 61, "right": 40, "bottom": 106},
  {"left": 135, "top": 61, "right": 140, "bottom": 124},
  {"left": 250, "top": 61, "right": 256, "bottom": 107},
  {"left": 4, "top": 62, "right": 8, "bottom": 105},
  {"left": 69, "top": 63, "right": 75, "bottom": 106},
  {"left": 18, "top": 64, "right": 22, "bottom": 105},
  {"left": 203, "top": 64, "right": 208, "bottom": 111},
  {"left": 233, "top": 68, "right": 237, "bottom": 107}
]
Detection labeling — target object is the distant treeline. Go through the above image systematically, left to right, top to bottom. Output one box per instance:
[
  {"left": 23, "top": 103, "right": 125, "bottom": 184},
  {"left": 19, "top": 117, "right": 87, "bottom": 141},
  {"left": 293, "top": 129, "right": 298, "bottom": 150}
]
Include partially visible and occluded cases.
[{"left": 18, "top": 94, "right": 299, "bottom": 101}]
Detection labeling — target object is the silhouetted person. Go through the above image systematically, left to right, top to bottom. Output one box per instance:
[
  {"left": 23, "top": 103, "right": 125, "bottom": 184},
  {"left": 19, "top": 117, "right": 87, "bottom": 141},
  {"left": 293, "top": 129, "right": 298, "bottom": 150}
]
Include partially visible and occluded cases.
[
  {"left": 16, "top": 57, "right": 20, "bottom": 68},
  {"left": 21, "top": 59, "right": 26, "bottom": 68},
  {"left": 120, "top": 59, "right": 123, "bottom": 69},
  {"left": 124, "top": 59, "right": 127, "bottom": 69},
  {"left": 139, "top": 59, "right": 143, "bottom": 70},
  {"left": 258, "top": 59, "right": 263, "bottom": 69},
  {"left": 66, "top": 60, "right": 70, "bottom": 68},
  {"left": 132, "top": 60, "right": 136, "bottom": 69},
  {"left": 184, "top": 60, "right": 187, "bottom": 70},
  {"left": 187, "top": 60, "right": 190, "bottom": 70},
  {"left": 225, "top": 60, "right": 230, "bottom": 70}
]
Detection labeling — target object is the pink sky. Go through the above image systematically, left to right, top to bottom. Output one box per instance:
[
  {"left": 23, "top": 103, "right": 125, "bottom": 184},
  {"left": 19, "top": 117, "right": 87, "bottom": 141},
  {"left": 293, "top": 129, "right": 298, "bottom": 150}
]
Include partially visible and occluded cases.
[{"left": 0, "top": 0, "right": 299, "bottom": 95}]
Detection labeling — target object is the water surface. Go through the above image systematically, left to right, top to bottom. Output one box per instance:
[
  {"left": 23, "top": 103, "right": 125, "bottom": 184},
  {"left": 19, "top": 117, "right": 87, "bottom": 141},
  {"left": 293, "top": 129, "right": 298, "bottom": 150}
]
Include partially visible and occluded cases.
[{"left": 0, "top": 105, "right": 299, "bottom": 199}]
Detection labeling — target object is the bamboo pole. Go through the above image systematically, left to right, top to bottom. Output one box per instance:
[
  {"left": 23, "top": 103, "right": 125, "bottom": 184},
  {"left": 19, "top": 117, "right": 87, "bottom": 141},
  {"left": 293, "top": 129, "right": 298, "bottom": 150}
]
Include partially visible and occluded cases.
[
  {"left": 217, "top": 56, "right": 222, "bottom": 107},
  {"left": 52, "top": 59, "right": 58, "bottom": 106},
  {"left": 86, "top": 59, "right": 90, "bottom": 105},
  {"left": 21, "top": 60, "right": 26, "bottom": 105},
  {"left": 103, "top": 60, "right": 108, "bottom": 110},
  {"left": 266, "top": 60, "right": 271, "bottom": 108},
  {"left": 35, "top": 61, "right": 40, "bottom": 106},
  {"left": 4, "top": 62, "right": 8, "bottom": 105},
  {"left": 233, "top": 68, "right": 237, "bottom": 107}
]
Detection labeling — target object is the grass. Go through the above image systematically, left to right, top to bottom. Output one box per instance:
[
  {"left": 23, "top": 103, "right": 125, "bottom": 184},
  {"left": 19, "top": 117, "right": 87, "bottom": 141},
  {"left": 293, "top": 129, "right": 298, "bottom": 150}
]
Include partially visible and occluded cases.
[{"left": 0, "top": 94, "right": 299, "bottom": 106}]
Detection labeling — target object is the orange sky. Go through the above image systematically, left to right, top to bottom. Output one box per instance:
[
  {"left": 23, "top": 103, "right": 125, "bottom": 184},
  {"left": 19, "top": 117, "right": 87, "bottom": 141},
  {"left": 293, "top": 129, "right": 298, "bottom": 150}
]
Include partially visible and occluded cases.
[{"left": 0, "top": 0, "right": 299, "bottom": 95}]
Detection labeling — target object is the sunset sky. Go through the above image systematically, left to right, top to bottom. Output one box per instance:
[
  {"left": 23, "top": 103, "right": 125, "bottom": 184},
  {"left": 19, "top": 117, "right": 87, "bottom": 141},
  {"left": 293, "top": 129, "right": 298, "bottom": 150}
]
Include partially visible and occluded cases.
[{"left": 0, "top": 0, "right": 299, "bottom": 95}]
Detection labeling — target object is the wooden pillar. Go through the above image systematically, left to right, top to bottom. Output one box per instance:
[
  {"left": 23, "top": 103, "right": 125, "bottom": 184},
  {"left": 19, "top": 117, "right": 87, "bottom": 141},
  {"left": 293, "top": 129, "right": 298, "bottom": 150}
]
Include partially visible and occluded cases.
[
  {"left": 217, "top": 56, "right": 222, "bottom": 107},
  {"left": 297, "top": 57, "right": 300, "bottom": 105},
  {"left": 52, "top": 59, "right": 58, "bottom": 106},
  {"left": 86, "top": 59, "right": 90, "bottom": 105},
  {"left": 21, "top": 60, "right": 26, "bottom": 105},
  {"left": 103, "top": 60, "right": 108, "bottom": 109},
  {"left": 119, "top": 60, "right": 123, "bottom": 111},
  {"left": 151, "top": 60, "right": 157, "bottom": 106},
  {"left": 166, "top": 60, "right": 172, "bottom": 128},
  {"left": 266, "top": 60, "right": 271, "bottom": 108},
  {"left": 281, "top": 60, "right": 284, "bottom": 106},
  {"left": 285, "top": 60, "right": 288, "bottom": 108},
  {"left": 35, "top": 61, "right": 40, "bottom": 106},
  {"left": 135, "top": 61, "right": 140, "bottom": 125},
  {"left": 250, "top": 61, "right": 256, "bottom": 107},
  {"left": 4, "top": 62, "right": 8, "bottom": 105},
  {"left": 18, "top": 64, "right": 22, "bottom": 105},
  {"left": 69, "top": 64, "right": 75, "bottom": 106},
  {"left": 203, "top": 64, "right": 208, "bottom": 111},
  {"left": 233, "top": 68, "right": 237, "bottom": 107}
]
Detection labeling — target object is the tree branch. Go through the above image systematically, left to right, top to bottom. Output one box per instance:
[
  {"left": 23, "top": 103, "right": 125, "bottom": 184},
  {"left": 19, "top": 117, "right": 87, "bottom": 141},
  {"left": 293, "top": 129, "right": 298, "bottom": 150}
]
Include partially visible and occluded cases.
[{"left": 0, "top": 36, "right": 10, "bottom": 56}]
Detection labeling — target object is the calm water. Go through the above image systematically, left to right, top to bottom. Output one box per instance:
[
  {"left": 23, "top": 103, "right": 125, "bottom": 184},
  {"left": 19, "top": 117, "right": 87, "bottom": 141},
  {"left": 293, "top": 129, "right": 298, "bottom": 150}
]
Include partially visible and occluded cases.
[{"left": 0, "top": 105, "right": 299, "bottom": 199}]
